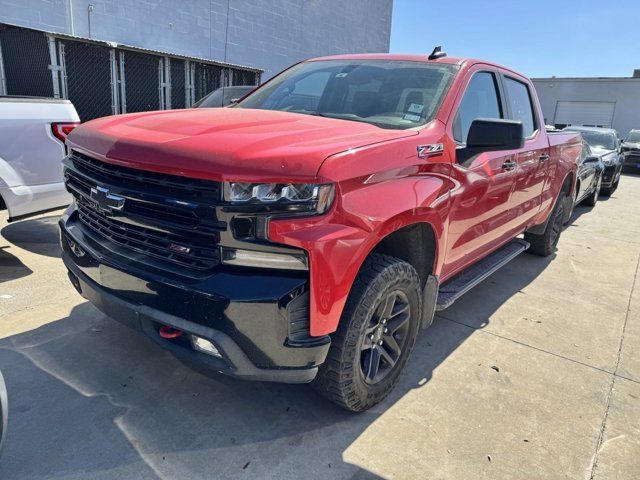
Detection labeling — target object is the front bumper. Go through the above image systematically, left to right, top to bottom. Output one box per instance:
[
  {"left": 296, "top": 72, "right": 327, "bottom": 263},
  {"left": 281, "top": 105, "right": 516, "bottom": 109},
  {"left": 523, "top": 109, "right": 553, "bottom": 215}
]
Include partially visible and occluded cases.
[
  {"left": 622, "top": 151, "right": 640, "bottom": 173},
  {"left": 602, "top": 164, "right": 620, "bottom": 187},
  {"left": 60, "top": 208, "right": 330, "bottom": 384}
]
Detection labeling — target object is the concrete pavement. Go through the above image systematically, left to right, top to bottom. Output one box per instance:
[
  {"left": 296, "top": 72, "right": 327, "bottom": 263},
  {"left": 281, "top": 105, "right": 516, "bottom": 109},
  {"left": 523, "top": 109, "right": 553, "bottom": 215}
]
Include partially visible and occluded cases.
[{"left": 0, "top": 176, "right": 639, "bottom": 479}]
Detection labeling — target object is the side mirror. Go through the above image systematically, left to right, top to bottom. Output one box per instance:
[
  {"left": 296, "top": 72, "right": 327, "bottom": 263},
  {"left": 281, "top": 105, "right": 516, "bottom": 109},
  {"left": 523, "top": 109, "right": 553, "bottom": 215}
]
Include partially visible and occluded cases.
[
  {"left": 466, "top": 118, "right": 525, "bottom": 152},
  {"left": 584, "top": 155, "right": 600, "bottom": 163}
]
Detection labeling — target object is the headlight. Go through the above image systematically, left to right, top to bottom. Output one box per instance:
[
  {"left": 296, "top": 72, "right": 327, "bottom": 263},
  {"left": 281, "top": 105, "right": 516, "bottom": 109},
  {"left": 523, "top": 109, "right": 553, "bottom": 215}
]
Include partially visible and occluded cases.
[
  {"left": 601, "top": 155, "right": 616, "bottom": 166},
  {"left": 224, "top": 182, "right": 335, "bottom": 214}
]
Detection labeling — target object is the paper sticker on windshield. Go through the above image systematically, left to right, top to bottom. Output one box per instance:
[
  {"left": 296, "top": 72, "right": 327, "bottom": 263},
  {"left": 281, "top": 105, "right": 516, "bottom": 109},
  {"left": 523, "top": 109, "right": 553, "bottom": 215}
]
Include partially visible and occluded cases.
[
  {"left": 335, "top": 73, "right": 348, "bottom": 78},
  {"left": 407, "top": 103, "right": 424, "bottom": 114},
  {"left": 404, "top": 114, "right": 421, "bottom": 122}
]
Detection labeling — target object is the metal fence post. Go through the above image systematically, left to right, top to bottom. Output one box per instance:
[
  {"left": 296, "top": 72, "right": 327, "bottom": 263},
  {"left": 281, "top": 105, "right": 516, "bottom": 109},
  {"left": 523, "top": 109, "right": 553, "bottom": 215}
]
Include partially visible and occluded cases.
[
  {"left": 46, "top": 34, "right": 61, "bottom": 98},
  {"left": 0, "top": 39, "right": 6, "bottom": 95},
  {"left": 58, "top": 41, "right": 68, "bottom": 99},
  {"left": 109, "top": 48, "right": 120, "bottom": 114},
  {"left": 118, "top": 51, "right": 127, "bottom": 113},
  {"left": 163, "top": 56, "right": 171, "bottom": 109},
  {"left": 158, "top": 57, "right": 164, "bottom": 110},
  {"left": 184, "top": 60, "right": 190, "bottom": 107},
  {"left": 185, "top": 60, "right": 195, "bottom": 107}
]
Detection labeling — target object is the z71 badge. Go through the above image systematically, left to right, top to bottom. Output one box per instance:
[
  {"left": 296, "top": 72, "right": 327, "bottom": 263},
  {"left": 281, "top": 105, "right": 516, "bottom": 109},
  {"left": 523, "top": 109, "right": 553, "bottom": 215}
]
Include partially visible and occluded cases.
[{"left": 417, "top": 143, "right": 444, "bottom": 158}]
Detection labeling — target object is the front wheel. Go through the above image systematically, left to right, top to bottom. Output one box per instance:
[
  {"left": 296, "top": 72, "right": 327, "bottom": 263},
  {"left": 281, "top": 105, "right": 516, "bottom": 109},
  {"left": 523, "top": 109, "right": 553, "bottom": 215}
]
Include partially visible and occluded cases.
[
  {"left": 602, "top": 169, "right": 620, "bottom": 196},
  {"left": 584, "top": 175, "right": 601, "bottom": 207},
  {"left": 525, "top": 192, "right": 566, "bottom": 257},
  {"left": 312, "top": 254, "right": 421, "bottom": 412}
]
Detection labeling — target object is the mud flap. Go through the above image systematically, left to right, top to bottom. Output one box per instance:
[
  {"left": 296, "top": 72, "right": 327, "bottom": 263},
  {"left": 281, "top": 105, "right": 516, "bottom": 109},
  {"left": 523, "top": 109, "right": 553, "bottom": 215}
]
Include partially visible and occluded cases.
[{"left": 421, "top": 275, "right": 439, "bottom": 329}]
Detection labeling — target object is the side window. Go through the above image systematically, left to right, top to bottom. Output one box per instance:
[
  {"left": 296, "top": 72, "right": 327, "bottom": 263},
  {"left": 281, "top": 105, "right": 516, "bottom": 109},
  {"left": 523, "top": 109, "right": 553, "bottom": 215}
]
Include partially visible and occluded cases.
[
  {"left": 453, "top": 72, "right": 503, "bottom": 144},
  {"left": 504, "top": 77, "right": 537, "bottom": 137}
]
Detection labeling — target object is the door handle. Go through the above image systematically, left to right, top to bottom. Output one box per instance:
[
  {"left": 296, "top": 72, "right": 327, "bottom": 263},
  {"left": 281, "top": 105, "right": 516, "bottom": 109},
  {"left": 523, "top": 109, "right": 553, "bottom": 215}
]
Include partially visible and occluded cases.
[
  {"left": 539, "top": 154, "right": 550, "bottom": 162},
  {"left": 502, "top": 160, "right": 517, "bottom": 171}
]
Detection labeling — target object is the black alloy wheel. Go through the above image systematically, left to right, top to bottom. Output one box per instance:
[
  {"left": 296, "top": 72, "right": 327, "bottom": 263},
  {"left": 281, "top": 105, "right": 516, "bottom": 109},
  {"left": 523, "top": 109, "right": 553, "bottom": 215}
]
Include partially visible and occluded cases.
[
  {"left": 526, "top": 191, "right": 566, "bottom": 257},
  {"left": 549, "top": 200, "right": 565, "bottom": 249},
  {"left": 312, "top": 254, "right": 421, "bottom": 411},
  {"left": 360, "top": 290, "right": 411, "bottom": 384}
]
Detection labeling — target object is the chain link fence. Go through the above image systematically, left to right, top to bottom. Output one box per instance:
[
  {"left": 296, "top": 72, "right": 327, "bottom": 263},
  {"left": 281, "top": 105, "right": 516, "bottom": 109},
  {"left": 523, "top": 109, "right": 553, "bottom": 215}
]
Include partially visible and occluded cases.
[
  {"left": 0, "top": 23, "right": 262, "bottom": 121},
  {"left": 0, "top": 24, "right": 53, "bottom": 98},
  {"left": 63, "top": 41, "right": 113, "bottom": 121},
  {"left": 121, "top": 50, "right": 161, "bottom": 113},
  {"left": 170, "top": 58, "right": 186, "bottom": 110},
  {"left": 194, "top": 63, "right": 223, "bottom": 103}
]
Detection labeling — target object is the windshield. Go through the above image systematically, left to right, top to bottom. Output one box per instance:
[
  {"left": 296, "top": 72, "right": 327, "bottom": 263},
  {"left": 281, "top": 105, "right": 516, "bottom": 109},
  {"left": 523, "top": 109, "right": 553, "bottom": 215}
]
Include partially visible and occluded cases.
[
  {"left": 236, "top": 60, "right": 458, "bottom": 130},
  {"left": 195, "top": 86, "right": 256, "bottom": 108},
  {"left": 566, "top": 129, "right": 617, "bottom": 151},
  {"left": 626, "top": 131, "right": 640, "bottom": 143}
]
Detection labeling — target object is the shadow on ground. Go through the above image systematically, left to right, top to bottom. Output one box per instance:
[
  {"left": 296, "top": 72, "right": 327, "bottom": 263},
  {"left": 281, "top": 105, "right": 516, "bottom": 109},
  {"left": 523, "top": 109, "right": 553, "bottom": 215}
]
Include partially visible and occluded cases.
[
  {"left": 1, "top": 215, "right": 62, "bottom": 258},
  {"left": 0, "top": 243, "right": 555, "bottom": 479},
  {"left": 0, "top": 247, "right": 32, "bottom": 283}
]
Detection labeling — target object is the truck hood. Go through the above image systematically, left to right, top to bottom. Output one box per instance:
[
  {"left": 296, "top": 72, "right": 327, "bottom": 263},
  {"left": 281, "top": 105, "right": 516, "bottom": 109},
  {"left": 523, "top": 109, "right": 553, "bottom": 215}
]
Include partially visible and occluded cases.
[{"left": 67, "top": 108, "right": 417, "bottom": 182}]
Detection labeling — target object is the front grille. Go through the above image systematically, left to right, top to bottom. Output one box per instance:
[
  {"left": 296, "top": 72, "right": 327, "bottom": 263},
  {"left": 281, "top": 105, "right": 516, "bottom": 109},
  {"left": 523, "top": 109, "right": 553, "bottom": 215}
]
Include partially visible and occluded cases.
[
  {"left": 64, "top": 151, "right": 224, "bottom": 275},
  {"left": 70, "top": 151, "right": 222, "bottom": 202},
  {"left": 77, "top": 202, "right": 220, "bottom": 271}
]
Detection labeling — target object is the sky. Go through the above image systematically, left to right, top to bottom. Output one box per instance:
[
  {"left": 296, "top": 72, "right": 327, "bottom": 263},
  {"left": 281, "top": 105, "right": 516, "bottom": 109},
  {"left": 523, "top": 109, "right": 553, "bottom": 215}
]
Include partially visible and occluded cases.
[{"left": 390, "top": 0, "right": 640, "bottom": 78}]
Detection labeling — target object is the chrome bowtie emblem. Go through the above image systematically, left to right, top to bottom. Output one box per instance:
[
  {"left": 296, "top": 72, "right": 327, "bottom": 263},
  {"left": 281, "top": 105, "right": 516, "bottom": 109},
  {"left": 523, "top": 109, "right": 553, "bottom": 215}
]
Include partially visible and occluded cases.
[{"left": 90, "top": 186, "right": 125, "bottom": 213}]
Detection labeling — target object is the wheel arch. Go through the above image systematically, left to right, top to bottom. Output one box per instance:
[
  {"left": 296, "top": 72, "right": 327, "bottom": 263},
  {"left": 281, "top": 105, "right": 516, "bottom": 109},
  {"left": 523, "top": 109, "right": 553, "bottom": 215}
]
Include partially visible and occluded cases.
[{"left": 368, "top": 221, "right": 438, "bottom": 289}]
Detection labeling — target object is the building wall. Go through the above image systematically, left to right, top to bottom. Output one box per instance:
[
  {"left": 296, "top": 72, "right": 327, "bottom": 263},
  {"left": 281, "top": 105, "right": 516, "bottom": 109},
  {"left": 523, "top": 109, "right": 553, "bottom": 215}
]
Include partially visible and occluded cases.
[
  {"left": 0, "top": 0, "right": 393, "bottom": 79},
  {"left": 533, "top": 77, "right": 640, "bottom": 137}
]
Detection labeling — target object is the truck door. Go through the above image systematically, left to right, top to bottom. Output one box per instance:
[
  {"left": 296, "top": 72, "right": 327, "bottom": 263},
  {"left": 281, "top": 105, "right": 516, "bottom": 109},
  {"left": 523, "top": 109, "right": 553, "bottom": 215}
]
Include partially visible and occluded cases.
[
  {"left": 442, "top": 69, "right": 518, "bottom": 279},
  {"left": 501, "top": 74, "right": 549, "bottom": 228}
]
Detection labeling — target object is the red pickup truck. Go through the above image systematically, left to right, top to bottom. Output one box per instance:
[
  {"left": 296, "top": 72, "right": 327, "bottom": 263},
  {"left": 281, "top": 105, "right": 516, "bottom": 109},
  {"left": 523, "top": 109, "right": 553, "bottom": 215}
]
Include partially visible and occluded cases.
[{"left": 60, "top": 52, "right": 581, "bottom": 411}]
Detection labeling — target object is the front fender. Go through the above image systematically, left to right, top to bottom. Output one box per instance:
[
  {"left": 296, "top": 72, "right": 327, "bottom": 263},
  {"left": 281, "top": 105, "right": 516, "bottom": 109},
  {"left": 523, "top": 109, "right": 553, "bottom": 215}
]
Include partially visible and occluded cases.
[{"left": 269, "top": 175, "right": 450, "bottom": 336}]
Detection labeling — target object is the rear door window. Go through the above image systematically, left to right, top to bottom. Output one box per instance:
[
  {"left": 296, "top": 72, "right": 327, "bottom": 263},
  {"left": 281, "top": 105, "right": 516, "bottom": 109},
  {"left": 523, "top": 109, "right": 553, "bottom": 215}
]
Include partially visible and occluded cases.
[{"left": 504, "top": 77, "right": 537, "bottom": 137}]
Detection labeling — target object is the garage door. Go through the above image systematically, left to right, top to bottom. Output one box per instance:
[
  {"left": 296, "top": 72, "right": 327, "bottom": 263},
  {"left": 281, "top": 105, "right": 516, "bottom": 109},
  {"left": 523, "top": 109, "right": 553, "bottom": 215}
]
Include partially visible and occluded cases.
[{"left": 554, "top": 101, "right": 615, "bottom": 128}]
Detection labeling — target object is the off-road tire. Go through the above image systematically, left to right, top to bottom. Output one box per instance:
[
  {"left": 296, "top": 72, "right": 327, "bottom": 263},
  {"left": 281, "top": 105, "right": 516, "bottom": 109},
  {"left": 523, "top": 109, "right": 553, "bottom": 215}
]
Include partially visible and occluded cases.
[
  {"left": 525, "top": 192, "right": 566, "bottom": 257},
  {"left": 311, "top": 254, "right": 421, "bottom": 412}
]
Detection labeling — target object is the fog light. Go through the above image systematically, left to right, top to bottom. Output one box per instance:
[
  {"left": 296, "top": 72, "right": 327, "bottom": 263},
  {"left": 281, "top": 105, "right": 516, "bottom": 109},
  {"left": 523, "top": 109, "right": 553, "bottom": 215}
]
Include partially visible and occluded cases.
[
  {"left": 220, "top": 247, "right": 308, "bottom": 270},
  {"left": 191, "top": 336, "right": 222, "bottom": 358}
]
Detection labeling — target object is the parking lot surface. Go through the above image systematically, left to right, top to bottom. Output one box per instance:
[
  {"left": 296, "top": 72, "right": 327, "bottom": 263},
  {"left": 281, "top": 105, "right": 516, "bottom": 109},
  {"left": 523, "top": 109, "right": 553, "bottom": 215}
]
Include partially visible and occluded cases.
[{"left": 0, "top": 176, "right": 639, "bottom": 480}]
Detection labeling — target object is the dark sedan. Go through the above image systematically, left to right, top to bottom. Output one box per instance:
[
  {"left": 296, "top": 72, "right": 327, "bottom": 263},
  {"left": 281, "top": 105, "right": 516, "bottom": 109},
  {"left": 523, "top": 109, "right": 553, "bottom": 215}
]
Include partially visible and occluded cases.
[
  {"left": 564, "top": 126, "right": 622, "bottom": 196},
  {"left": 621, "top": 129, "right": 640, "bottom": 173},
  {"left": 564, "top": 141, "right": 604, "bottom": 223}
]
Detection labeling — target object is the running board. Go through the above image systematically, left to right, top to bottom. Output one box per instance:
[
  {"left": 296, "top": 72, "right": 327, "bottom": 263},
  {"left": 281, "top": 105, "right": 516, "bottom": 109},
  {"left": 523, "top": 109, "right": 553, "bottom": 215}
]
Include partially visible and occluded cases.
[{"left": 436, "top": 239, "right": 530, "bottom": 311}]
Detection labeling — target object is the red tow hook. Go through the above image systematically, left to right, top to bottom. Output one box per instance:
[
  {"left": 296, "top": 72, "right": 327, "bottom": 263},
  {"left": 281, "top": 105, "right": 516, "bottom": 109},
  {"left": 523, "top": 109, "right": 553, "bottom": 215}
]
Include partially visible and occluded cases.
[{"left": 159, "top": 325, "right": 184, "bottom": 339}]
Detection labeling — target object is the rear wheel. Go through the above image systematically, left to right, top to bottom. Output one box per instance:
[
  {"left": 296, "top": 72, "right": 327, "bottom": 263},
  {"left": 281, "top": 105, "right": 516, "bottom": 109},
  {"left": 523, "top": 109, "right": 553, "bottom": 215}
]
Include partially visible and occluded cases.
[
  {"left": 562, "top": 188, "right": 576, "bottom": 225},
  {"left": 525, "top": 192, "right": 566, "bottom": 257},
  {"left": 312, "top": 254, "right": 421, "bottom": 412}
]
